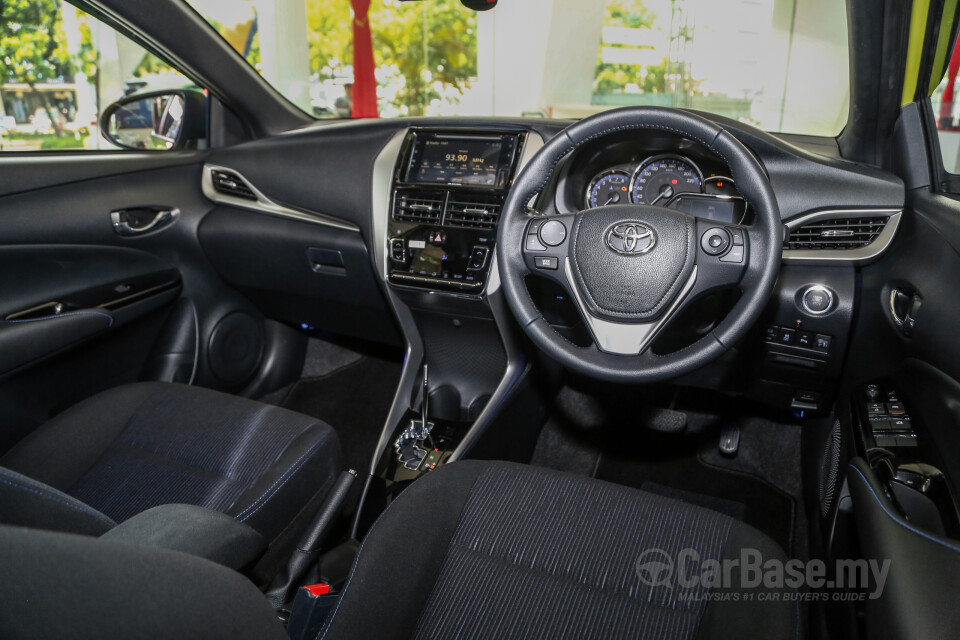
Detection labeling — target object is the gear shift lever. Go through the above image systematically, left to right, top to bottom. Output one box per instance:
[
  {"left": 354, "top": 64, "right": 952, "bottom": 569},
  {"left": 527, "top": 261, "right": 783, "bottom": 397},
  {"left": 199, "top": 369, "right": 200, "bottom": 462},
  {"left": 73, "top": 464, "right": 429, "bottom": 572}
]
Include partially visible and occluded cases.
[
  {"left": 394, "top": 364, "right": 435, "bottom": 469},
  {"left": 421, "top": 365, "right": 435, "bottom": 450}
]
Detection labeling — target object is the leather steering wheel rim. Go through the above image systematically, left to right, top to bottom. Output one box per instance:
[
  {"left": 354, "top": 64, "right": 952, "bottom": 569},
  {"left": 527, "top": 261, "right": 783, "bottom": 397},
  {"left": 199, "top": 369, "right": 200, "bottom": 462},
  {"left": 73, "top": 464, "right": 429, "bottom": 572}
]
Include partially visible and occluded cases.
[{"left": 497, "top": 107, "right": 782, "bottom": 383}]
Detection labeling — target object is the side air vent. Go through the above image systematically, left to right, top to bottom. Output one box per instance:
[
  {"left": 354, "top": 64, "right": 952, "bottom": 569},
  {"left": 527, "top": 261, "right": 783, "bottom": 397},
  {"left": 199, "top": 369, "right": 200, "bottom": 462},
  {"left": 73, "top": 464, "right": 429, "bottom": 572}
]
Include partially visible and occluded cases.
[
  {"left": 210, "top": 169, "right": 257, "bottom": 201},
  {"left": 394, "top": 189, "right": 445, "bottom": 224},
  {"left": 445, "top": 193, "right": 505, "bottom": 230},
  {"left": 785, "top": 216, "right": 889, "bottom": 250}
]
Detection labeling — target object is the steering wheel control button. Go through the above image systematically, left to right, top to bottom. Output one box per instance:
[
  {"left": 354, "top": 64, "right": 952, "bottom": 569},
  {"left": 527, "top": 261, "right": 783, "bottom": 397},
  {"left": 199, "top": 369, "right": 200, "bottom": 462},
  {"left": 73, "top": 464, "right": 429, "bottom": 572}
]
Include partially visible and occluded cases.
[
  {"left": 538, "top": 220, "right": 567, "bottom": 247},
  {"left": 727, "top": 226, "right": 745, "bottom": 245},
  {"left": 700, "top": 227, "right": 731, "bottom": 256},
  {"left": 525, "top": 234, "right": 547, "bottom": 252},
  {"left": 719, "top": 244, "right": 744, "bottom": 263},
  {"left": 467, "top": 246, "right": 489, "bottom": 270},
  {"left": 534, "top": 256, "right": 559, "bottom": 270},
  {"left": 801, "top": 285, "right": 834, "bottom": 315}
]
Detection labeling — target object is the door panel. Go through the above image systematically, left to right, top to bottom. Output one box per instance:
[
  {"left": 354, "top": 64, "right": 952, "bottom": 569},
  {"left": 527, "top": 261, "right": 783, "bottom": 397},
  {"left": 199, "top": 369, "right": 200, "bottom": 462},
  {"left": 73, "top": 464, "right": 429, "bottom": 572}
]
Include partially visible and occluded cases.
[
  {"left": 0, "top": 155, "right": 267, "bottom": 453},
  {"left": 845, "top": 189, "right": 960, "bottom": 495},
  {"left": 0, "top": 245, "right": 181, "bottom": 379}
]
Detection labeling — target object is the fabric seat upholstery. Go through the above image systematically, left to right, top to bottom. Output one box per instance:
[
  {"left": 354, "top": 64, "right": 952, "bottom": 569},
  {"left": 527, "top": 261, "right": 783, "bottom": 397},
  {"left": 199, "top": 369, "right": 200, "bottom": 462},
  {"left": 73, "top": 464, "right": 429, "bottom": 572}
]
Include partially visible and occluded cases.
[
  {"left": 0, "top": 382, "right": 340, "bottom": 541},
  {"left": 320, "top": 461, "right": 800, "bottom": 640}
]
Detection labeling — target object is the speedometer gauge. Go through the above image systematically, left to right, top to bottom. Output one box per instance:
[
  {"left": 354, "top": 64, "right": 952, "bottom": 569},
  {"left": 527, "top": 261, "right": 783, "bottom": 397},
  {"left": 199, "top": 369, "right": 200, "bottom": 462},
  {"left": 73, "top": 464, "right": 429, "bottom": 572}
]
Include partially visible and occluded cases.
[
  {"left": 630, "top": 155, "right": 703, "bottom": 205},
  {"left": 586, "top": 169, "right": 631, "bottom": 208}
]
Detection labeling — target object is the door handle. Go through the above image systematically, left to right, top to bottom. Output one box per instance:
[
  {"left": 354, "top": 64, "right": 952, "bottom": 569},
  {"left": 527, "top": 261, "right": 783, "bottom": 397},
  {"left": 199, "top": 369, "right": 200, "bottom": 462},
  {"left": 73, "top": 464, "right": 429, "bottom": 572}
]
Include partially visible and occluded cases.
[
  {"left": 110, "top": 207, "right": 179, "bottom": 236},
  {"left": 889, "top": 287, "right": 922, "bottom": 336}
]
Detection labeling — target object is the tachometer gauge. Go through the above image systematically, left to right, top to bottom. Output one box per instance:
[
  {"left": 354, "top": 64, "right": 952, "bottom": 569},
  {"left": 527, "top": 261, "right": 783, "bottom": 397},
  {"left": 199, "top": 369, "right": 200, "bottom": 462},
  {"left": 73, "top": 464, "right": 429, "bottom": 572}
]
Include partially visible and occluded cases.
[
  {"left": 630, "top": 155, "right": 703, "bottom": 205},
  {"left": 586, "top": 169, "right": 631, "bottom": 208}
]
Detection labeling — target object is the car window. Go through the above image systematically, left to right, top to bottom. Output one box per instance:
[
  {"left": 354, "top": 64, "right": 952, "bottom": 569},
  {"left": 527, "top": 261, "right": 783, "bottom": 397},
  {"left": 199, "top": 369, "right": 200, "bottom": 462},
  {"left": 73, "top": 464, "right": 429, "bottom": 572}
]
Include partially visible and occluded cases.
[
  {"left": 184, "top": 0, "right": 850, "bottom": 137},
  {"left": 0, "top": 1, "right": 193, "bottom": 152},
  {"left": 931, "top": 34, "right": 960, "bottom": 175}
]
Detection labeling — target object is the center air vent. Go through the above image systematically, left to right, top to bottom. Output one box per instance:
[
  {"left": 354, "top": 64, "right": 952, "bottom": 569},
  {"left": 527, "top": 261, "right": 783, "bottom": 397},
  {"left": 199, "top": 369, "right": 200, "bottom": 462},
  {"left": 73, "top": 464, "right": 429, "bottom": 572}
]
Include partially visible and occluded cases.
[
  {"left": 210, "top": 169, "right": 257, "bottom": 201},
  {"left": 394, "top": 189, "right": 445, "bottom": 224},
  {"left": 445, "top": 193, "right": 505, "bottom": 230},
  {"left": 785, "top": 216, "right": 889, "bottom": 250}
]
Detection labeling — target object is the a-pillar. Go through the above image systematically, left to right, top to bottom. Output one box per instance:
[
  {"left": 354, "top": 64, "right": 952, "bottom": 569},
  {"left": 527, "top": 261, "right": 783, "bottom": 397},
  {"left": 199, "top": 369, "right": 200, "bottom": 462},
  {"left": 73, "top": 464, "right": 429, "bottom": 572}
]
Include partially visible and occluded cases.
[{"left": 256, "top": 0, "right": 312, "bottom": 113}]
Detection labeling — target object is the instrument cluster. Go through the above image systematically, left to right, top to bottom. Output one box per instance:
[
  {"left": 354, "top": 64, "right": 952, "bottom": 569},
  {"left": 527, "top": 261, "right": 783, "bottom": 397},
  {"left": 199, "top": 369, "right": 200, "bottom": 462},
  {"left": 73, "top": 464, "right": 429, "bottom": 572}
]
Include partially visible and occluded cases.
[{"left": 581, "top": 153, "right": 748, "bottom": 225}]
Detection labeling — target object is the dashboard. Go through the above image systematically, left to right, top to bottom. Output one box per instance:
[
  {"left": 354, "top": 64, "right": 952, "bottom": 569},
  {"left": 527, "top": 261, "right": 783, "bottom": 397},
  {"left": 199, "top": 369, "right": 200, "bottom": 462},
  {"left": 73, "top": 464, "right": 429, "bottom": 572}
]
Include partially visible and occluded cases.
[{"left": 204, "top": 113, "right": 907, "bottom": 414}]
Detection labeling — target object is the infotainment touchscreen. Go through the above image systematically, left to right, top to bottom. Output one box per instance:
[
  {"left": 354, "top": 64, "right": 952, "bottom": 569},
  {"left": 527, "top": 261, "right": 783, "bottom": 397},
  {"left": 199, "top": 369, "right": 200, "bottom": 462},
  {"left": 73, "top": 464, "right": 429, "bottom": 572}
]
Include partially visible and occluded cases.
[{"left": 404, "top": 132, "right": 519, "bottom": 188}]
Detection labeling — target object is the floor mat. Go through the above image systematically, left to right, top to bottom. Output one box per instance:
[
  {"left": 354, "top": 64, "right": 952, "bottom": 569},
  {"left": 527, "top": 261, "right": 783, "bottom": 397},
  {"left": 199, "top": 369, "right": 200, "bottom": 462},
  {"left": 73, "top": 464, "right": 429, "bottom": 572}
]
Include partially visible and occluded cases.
[
  {"left": 280, "top": 356, "right": 402, "bottom": 475},
  {"left": 532, "top": 384, "right": 803, "bottom": 557},
  {"left": 594, "top": 427, "right": 797, "bottom": 555},
  {"left": 640, "top": 481, "right": 746, "bottom": 521}
]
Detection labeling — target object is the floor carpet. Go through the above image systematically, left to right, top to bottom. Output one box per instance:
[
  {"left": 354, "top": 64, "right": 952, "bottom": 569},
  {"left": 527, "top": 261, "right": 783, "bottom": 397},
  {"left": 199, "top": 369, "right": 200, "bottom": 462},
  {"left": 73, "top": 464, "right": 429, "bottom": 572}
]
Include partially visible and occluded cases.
[
  {"left": 277, "top": 354, "right": 402, "bottom": 476},
  {"left": 531, "top": 383, "right": 805, "bottom": 558}
]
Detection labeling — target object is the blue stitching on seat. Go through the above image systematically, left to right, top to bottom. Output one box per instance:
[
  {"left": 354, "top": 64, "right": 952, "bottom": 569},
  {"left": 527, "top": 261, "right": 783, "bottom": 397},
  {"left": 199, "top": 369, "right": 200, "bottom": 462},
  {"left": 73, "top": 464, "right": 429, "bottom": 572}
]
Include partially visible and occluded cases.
[
  {"left": 5, "top": 310, "right": 114, "bottom": 328},
  {"left": 235, "top": 433, "right": 331, "bottom": 522},
  {"left": 848, "top": 464, "right": 960, "bottom": 554},
  {"left": 0, "top": 472, "right": 115, "bottom": 527}
]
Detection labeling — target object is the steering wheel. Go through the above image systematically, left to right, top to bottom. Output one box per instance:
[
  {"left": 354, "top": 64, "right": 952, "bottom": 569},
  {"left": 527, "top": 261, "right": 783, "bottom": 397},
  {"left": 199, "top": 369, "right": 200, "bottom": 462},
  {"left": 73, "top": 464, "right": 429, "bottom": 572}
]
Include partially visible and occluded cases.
[{"left": 497, "top": 107, "right": 782, "bottom": 383}]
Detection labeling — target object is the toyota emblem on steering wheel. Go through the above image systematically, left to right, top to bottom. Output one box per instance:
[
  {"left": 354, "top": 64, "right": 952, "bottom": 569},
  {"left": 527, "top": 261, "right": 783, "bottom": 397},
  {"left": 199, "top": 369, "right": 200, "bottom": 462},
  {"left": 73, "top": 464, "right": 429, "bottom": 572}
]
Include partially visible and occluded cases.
[{"left": 605, "top": 222, "right": 657, "bottom": 255}]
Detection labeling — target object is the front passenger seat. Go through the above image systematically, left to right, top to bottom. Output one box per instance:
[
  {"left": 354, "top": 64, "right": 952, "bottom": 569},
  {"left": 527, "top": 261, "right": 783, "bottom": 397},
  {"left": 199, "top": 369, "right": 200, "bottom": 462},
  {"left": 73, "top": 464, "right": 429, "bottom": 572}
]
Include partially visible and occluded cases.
[{"left": 0, "top": 382, "right": 340, "bottom": 542}]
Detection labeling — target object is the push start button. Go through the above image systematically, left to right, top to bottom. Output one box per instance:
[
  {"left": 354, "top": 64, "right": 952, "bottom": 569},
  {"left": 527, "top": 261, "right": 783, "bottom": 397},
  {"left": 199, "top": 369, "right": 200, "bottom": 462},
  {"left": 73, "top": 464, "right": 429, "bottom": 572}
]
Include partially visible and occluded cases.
[{"left": 801, "top": 285, "right": 834, "bottom": 315}]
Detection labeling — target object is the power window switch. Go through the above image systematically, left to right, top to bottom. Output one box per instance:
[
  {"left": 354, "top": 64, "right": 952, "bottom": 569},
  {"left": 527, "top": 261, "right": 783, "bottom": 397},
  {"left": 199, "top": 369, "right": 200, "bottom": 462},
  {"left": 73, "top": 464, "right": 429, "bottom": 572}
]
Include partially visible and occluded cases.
[
  {"left": 886, "top": 402, "right": 906, "bottom": 415},
  {"left": 889, "top": 418, "right": 910, "bottom": 430},
  {"left": 895, "top": 434, "right": 918, "bottom": 447}
]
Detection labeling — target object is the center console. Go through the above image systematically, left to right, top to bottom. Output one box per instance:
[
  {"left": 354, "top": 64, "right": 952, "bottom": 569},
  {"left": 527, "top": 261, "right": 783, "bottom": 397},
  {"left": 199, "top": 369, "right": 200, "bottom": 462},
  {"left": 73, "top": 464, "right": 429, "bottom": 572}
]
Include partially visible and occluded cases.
[
  {"left": 359, "top": 127, "right": 543, "bottom": 514},
  {"left": 387, "top": 130, "right": 525, "bottom": 294}
]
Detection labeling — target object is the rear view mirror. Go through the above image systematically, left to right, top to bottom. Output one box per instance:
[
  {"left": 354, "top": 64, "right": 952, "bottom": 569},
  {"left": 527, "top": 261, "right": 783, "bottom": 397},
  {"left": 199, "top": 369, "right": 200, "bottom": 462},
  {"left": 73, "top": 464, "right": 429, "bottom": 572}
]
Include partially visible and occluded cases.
[
  {"left": 460, "top": 0, "right": 497, "bottom": 10},
  {"left": 100, "top": 90, "right": 206, "bottom": 151}
]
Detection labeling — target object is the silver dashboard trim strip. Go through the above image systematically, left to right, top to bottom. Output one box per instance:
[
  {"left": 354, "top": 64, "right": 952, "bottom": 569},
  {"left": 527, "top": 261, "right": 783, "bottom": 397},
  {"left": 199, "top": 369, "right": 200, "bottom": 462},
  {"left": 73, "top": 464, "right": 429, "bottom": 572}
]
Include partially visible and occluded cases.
[
  {"left": 367, "top": 129, "right": 420, "bottom": 475},
  {"left": 201, "top": 163, "right": 359, "bottom": 232},
  {"left": 781, "top": 208, "right": 902, "bottom": 265}
]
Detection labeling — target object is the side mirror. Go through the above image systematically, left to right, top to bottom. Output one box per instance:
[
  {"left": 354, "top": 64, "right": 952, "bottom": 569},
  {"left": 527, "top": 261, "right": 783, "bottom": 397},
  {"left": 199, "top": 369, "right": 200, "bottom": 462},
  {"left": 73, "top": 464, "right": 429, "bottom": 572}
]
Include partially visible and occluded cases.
[{"left": 100, "top": 90, "right": 206, "bottom": 151}]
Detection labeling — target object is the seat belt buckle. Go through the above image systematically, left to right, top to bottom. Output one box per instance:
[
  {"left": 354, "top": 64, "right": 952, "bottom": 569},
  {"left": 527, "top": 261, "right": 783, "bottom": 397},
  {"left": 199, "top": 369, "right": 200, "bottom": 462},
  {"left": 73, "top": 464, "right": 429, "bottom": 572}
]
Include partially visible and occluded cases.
[{"left": 286, "top": 583, "right": 338, "bottom": 640}]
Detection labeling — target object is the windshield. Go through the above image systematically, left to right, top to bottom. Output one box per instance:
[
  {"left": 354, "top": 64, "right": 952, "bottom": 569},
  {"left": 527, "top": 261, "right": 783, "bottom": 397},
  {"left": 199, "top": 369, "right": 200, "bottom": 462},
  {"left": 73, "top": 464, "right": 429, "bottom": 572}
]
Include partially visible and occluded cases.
[{"left": 185, "top": 0, "right": 850, "bottom": 136}]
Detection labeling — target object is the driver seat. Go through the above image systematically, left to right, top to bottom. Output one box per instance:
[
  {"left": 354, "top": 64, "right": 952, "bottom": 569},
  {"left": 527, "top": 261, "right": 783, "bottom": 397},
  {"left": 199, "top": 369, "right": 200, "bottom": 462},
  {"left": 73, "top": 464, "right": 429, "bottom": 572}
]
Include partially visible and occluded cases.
[{"left": 322, "top": 460, "right": 799, "bottom": 639}]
